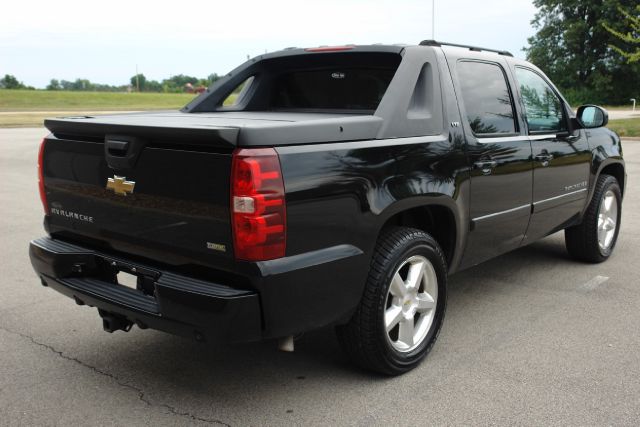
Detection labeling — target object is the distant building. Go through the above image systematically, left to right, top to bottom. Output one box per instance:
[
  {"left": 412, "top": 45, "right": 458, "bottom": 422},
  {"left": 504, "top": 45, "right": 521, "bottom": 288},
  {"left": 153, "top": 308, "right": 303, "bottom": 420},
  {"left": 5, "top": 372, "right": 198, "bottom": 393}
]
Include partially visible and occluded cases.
[{"left": 184, "top": 82, "right": 206, "bottom": 94}]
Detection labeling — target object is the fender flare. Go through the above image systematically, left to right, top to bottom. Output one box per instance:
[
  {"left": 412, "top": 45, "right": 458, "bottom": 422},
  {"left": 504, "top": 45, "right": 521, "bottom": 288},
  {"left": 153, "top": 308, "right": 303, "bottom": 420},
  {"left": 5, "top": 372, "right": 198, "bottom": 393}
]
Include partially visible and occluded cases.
[
  {"left": 585, "top": 158, "right": 625, "bottom": 209},
  {"left": 374, "top": 195, "right": 466, "bottom": 273}
]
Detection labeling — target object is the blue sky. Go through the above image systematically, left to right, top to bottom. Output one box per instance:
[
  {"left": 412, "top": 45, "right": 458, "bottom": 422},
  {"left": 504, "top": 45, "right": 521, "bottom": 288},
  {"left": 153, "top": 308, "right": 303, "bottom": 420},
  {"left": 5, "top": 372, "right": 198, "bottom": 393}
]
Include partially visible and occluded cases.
[{"left": 1, "top": 0, "right": 537, "bottom": 88}]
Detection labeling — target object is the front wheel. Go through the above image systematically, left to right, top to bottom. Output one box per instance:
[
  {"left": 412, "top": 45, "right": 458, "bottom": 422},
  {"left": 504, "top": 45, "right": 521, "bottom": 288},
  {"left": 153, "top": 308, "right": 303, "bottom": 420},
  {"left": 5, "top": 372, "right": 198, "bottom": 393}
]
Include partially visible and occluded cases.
[
  {"left": 565, "top": 174, "right": 622, "bottom": 263},
  {"left": 336, "top": 227, "right": 447, "bottom": 375}
]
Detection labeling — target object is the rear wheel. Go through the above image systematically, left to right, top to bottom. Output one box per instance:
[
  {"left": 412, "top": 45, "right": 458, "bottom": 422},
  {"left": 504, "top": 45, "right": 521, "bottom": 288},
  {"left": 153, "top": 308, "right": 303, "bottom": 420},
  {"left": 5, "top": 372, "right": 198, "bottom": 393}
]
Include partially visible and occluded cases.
[
  {"left": 565, "top": 174, "right": 622, "bottom": 263},
  {"left": 336, "top": 227, "right": 447, "bottom": 375}
]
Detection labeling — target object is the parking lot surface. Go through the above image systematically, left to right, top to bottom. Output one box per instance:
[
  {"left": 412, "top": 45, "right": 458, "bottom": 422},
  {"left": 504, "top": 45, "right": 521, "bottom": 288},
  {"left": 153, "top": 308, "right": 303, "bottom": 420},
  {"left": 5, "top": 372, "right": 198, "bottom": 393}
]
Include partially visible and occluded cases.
[{"left": 1, "top": 128, "right": 639, "bottom": 426}]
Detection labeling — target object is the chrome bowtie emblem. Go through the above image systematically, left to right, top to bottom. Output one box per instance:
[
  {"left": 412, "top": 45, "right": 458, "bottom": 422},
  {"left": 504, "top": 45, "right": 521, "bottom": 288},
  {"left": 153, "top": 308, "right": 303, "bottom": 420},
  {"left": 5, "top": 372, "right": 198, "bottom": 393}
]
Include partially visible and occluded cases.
[{"left": 106, "top": 175, "right": 135, "bottom": 196}]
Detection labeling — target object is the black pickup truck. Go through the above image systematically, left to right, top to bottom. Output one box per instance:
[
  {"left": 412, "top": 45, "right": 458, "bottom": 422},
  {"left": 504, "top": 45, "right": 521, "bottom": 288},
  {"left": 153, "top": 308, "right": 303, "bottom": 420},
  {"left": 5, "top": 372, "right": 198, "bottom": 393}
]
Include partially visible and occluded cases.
[{"left": 30, "top": 41, "right": 625, "bottom": 375}]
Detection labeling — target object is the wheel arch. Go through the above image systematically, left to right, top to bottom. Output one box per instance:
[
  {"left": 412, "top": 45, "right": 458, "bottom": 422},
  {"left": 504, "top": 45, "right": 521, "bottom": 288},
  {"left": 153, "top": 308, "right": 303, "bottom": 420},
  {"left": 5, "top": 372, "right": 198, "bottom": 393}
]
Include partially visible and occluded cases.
[
  {"left": 585, "top": 159, "right": 626, "bottom": 212},
  {"left": 598, "top": 161, "right": 625, "bottom": 197},
  {"left": 376, "top": 196, "right": 464, "bottom": 273}
]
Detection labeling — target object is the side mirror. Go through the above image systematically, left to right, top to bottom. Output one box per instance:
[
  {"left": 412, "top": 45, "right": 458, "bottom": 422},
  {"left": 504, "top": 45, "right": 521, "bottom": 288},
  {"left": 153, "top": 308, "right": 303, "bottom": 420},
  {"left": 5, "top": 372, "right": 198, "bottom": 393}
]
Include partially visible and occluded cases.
[{"left": 577, "top": 105, "right": 609, "bottom": 129}]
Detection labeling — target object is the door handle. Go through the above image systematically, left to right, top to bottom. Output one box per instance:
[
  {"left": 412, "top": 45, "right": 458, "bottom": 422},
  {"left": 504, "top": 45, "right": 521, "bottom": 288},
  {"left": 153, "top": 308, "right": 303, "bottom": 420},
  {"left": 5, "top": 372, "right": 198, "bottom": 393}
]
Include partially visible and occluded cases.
[
  {"left": 534, "top": 153, "right": 554, "bottom": 167},
  {"left": 474, "top": 160, "right": 498, "bottom": 175}
]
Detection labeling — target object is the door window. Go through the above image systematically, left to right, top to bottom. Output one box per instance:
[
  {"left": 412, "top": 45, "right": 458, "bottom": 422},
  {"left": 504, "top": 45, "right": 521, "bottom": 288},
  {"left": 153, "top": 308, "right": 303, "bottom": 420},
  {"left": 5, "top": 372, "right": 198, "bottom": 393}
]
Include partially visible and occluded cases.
[
  {"left": 457, "top": 61, "right": 517, "bottom": 135},
  {"left": 515, "top": 67, "right": 567, "bottom": 133}
]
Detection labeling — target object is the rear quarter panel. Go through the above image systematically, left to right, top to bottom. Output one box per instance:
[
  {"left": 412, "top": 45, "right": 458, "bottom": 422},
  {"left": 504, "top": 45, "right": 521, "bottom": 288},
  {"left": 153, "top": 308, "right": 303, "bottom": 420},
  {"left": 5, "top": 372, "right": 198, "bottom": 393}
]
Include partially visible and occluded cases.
[{"left": 261, "top": 135, "right": 468, "bottom": 336}]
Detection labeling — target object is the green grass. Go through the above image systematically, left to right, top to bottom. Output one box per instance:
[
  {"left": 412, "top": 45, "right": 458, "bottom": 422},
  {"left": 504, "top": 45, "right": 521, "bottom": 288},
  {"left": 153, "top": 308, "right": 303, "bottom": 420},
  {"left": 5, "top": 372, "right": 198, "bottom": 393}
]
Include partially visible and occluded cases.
[
  {"left": 0, "top": 89, "right": 197, "bottom": 111},
  {"left": 0, "top": 89, "right": 199, "bottom": 127},
  {"left": 0, "top": 113, "right": 53, "bottom": 127},
  {"left": 609, "top": 118, "right": 640, "bottom": 138}
]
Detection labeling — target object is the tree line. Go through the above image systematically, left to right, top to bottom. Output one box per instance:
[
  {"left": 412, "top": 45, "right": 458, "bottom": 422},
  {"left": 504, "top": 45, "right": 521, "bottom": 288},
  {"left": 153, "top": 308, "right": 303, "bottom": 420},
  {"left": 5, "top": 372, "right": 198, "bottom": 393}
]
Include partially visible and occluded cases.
[
  {"left": 525, "top": 1, "right": 639, "bottom": 105},
  {"left": 0, "top": 73, "right": 222, "bottom": 93},
  {"left": 125, "top": 73, "right": 222, "bottom": 93},
  {"left": 0, "top": 74, "right": 36, "bottom": 90}
]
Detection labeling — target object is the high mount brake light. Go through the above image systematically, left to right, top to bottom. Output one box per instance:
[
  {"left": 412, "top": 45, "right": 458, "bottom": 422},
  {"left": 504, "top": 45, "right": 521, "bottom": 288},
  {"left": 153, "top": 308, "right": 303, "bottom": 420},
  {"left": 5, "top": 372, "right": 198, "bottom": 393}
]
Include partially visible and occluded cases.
[
  {"left": 304, "top": 46, "right": 355, "bottom": 52},
  {"left": 38, "top": 139, "right": 48, "bottom": 214},
  {"left": 231, "top": 148, "right": 286, "bottom": 261}
]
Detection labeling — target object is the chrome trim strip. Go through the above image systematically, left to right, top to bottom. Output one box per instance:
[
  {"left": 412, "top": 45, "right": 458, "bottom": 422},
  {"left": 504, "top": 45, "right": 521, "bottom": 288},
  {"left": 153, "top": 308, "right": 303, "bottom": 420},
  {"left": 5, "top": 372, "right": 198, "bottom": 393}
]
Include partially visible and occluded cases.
[
  {"left": 475, "top": 134, "right": 558, "bottom": 144},
  {"left": 529, "top": 134, "right": 558, "bottom": 141},
  {"left": 476, "top": 136, "right": 527, "bottom": 144},
  {"left": 533, "top": 188, "right": 587, "bottom": 206},
  {"left": 472, "top": 204, "right": 531, "bottom": 222}
]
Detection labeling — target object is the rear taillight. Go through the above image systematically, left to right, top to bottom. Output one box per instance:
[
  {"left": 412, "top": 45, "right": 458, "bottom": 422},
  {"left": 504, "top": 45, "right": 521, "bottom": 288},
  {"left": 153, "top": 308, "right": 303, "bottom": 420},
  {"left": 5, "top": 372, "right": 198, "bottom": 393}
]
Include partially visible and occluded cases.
[
  {"left": 38, "top": 139, "right": 48, "bottom": 214},
  {"left": 231, "top": 148, "right": 286, "bottom": 261}
]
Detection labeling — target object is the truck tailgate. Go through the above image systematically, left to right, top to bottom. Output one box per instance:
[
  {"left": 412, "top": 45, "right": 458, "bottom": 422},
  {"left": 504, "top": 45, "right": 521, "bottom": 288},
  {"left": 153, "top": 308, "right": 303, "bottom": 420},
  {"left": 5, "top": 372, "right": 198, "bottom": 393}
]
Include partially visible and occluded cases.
[{"left": 41, "top": 131, "right": 236, "bottom": 267}]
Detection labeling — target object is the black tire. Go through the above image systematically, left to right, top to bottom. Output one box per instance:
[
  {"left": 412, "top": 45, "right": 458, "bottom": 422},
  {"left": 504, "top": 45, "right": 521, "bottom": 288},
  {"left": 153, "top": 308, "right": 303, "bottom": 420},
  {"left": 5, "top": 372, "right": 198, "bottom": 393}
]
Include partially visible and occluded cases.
[
  {"left": 565, "top": 174, "right": 622, "bottom": 263},
  {"left": 336, "top": 227, "right": 447, "bottom": 375}
]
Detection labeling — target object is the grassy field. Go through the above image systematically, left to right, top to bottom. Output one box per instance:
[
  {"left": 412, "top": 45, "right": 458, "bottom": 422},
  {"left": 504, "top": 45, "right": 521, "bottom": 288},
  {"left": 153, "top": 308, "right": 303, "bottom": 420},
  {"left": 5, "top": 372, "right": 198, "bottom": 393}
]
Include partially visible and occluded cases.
[
  {"left": 0, "top": 89, "right": 197, "bottom": 111},
  {"left": 0, "top": 89, "right": 198, "bottom": 127},
  {"left": 609, "top": 118, "right": 640, "bottom": 138}
]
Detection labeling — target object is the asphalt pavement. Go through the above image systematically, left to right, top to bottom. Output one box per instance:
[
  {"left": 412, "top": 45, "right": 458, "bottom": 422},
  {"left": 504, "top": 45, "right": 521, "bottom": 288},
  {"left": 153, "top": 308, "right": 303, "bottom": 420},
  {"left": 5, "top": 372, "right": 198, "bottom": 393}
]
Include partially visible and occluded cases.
[{"left": 1, "top": 128, "right": 639, "bottom": 426}]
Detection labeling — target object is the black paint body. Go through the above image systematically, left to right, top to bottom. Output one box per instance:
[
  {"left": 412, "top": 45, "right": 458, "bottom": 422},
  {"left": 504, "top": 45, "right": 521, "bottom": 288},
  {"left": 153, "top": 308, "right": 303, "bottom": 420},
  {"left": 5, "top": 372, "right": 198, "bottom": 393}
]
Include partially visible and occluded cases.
[{"left": 31, "top": 44, "right": 625, "bottom": 342}]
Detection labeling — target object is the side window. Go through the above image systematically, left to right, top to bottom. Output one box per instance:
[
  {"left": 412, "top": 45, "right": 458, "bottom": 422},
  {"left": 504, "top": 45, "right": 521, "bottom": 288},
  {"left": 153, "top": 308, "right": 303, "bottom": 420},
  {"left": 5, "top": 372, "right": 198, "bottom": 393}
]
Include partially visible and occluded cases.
[
  {"left": 457, "top": 61, "right": 516, "bottom": 135},
  {"left": 514, "top": 68, "right": 566, "bottom": 133}
]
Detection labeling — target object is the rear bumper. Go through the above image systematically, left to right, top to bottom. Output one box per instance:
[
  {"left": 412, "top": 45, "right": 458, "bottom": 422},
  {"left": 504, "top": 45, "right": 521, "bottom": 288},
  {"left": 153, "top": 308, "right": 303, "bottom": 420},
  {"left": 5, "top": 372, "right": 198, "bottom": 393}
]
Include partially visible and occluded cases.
[{"left": 29, "top": 237, "right": 262, "bottom": 343}]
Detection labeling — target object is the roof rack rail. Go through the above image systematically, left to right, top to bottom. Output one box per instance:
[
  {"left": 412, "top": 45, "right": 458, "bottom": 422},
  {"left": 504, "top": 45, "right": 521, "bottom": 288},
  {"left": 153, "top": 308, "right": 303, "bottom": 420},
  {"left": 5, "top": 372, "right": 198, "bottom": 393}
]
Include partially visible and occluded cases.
[{"left": 419, "top": 40, "right": 513, "bottom": 57}]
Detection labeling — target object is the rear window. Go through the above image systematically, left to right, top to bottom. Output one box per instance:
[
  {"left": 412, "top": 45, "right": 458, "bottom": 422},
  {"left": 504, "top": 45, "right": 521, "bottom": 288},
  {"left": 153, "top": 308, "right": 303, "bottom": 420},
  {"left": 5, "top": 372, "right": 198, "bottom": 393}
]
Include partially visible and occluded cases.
[
  {"left": 212, "top": 52, "right": 401, "bottom": 113},
  {"left": 272, "top": 67, "right": 397, "bottom": 111}
]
